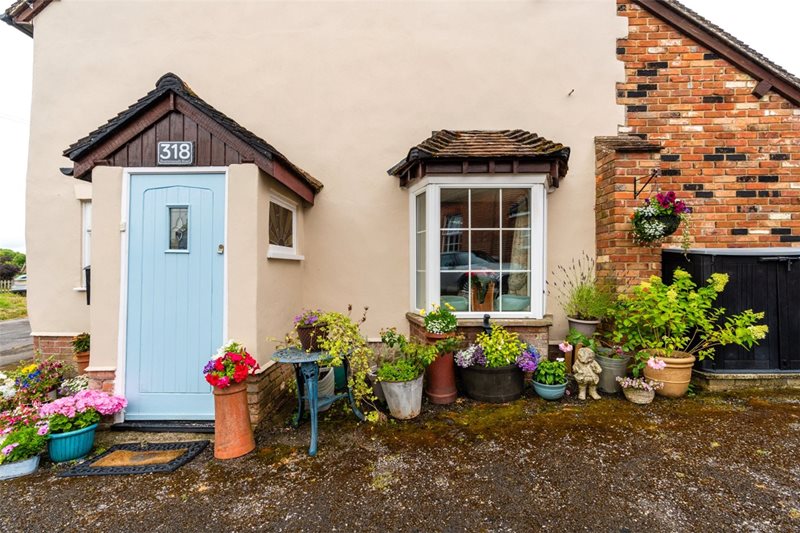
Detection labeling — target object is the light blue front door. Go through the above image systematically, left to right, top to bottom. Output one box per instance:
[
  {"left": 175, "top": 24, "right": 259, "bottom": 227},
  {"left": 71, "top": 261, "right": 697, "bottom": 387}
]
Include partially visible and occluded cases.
[{"left": 125, "top": 173, "right": 225, "bottom": 420}]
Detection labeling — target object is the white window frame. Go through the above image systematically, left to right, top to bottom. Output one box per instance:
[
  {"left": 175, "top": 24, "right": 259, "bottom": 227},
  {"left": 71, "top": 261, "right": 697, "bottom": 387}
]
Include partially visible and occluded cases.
[
  {"left": 408, "top": 174, "right": 548, "bottom": 319},
  {"left": 267, "top": 193, "right": 303, "bottom": 260},
  {"left": 80, "top": 200, "right": 92, "bottom": 289}
]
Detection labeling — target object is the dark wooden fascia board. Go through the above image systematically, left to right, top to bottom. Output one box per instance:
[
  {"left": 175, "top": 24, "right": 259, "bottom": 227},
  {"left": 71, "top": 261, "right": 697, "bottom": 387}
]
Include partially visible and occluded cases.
[
  {"left": 12, "top": 0, "right": 54, "bottom": 24},
  {"left": 633, "top": 0, "right": 800, "bottom": 107},
  {"left": 72, "top": 98, "right": 174, "bottom": 178},
  {"left": 272, "top": 159, "right": 315, "bottom": 205}
]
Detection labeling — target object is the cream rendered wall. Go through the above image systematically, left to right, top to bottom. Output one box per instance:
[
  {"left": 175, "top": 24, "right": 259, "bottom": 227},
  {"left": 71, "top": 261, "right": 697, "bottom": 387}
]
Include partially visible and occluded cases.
[
  {"left": 26, "top": 1, "right": 626, "bottom": 343},
  {"left": 87, "top": 166, "right": 122, "bottom": 370}
]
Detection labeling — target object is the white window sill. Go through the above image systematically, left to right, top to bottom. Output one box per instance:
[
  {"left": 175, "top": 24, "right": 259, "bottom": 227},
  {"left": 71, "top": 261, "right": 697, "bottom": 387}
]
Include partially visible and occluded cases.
[
  {"left": 267, "top": 251, "right": 305, "bottom": 261},
  {"left": 73, "top": 287, "right": 87, "bottom": 292}
]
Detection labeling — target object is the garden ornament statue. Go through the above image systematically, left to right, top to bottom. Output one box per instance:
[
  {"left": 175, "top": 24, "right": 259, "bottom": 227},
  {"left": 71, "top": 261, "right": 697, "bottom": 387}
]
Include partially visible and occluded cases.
[{"left": 573, "top": 347, "right": 602, "bottom": 400}]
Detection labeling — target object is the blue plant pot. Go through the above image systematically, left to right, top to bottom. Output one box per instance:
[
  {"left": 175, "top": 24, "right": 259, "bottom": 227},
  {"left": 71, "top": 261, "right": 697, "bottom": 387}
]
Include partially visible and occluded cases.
[
  {"left": 333, "top": 365, "right": 347, "bottom": 390},
  {"left": 533, "top": 381, "right": 567, "bottom": 401},
  {"left": 48, "top": 423, "right": 98, "bottom": 463},
  {"left": 0, "top": 455, "right": 40, "bottom": 480}
]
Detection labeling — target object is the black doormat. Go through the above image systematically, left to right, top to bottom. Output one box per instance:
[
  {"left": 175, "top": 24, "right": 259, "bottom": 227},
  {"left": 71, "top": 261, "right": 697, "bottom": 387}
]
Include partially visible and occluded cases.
[
  {"left": 111, "top": 420, "right": 214, "bottom": 433},
  {"left": 57, "top": 441, "right": 209, "bottom": 477}
]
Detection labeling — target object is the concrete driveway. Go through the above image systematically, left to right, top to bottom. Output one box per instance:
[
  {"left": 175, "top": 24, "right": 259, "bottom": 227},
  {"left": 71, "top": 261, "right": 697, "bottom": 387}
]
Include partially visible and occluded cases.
[{"left": 0, "top": 318, "right": 33, "bottom": 368}]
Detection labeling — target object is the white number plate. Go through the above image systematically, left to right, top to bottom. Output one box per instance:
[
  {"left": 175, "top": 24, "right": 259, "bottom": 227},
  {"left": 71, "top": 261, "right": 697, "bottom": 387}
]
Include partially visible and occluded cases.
[{"left": 157, "top": 142, "right": 194, "bottom": 165}]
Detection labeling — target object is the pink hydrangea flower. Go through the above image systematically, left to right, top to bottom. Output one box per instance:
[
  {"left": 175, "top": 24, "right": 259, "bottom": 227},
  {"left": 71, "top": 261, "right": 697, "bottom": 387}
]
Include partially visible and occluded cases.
[
  {"left": 558, "top": 342, "right": 573, "bottom": 353},
  {"left": 647, "top": 357, "right": 667, "bottom": 371},
  {"left": 39, "top": 390, "right": 127, "bottom": 419}
]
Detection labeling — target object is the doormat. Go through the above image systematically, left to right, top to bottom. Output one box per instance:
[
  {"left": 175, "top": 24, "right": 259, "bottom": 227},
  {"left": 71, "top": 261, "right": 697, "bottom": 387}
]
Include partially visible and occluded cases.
[{"left": 57, "top": 441, "right": 209, "bottom": 477}]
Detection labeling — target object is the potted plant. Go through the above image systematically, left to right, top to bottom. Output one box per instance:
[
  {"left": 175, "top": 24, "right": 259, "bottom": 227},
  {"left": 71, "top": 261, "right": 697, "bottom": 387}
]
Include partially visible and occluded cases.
[
  {"left": 631, "top": 191, "right": 692, "bottom": 251},
  {"left": 549, "top": 253, "right": 614, "bottom": 336},
  {"left": 608, "top": 269, "right": 768, "bottom": 398},
  {"left": 420, "top": 302, "right": 461, "bottom": 405},
  {"left": 317, "top": 306, "right": 378, "bottom": 421},
  {"left": 294, "top": 309, "right": 325, "bottom": 352},
  {"left": 455, "top": 325, "right": 538, "bottom": 403},
  {"left": 377, "top": 329, "right": 437, "bottom": 419},
  {"left": 568, "top": 329, "right": 630, "bottom": 394},
  {"left": 72, "top": 333, "right": 90, "bottom": 374},
  {"left": 203, "top": 340, "right": 259, "bottom": 459},
  {"left": 532, "top": 358, "right": 567, "bottom": 400},
  {"left": 14, "top": 359, "right": 73, "bottom": 404},
  {"left": 616, "top": 376, "right": 663, "bottom": 405},
  {"left": 38, "top": 390, "right": 127, "bottom": 462},
  {"left": 0, "top": 406, "right": 48, "bottom": 480}
]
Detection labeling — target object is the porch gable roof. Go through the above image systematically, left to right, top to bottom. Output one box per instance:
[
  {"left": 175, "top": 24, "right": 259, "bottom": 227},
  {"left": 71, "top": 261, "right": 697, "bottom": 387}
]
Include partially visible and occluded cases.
[{"left": 62, "top": 73, "right": 322, "bottom": 203}]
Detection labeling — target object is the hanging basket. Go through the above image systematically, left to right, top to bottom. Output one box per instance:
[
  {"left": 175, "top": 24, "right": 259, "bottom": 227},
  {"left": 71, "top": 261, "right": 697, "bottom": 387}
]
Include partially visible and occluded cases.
[{"left": 633, "top": 213, "right": 682, "bottom": 244}]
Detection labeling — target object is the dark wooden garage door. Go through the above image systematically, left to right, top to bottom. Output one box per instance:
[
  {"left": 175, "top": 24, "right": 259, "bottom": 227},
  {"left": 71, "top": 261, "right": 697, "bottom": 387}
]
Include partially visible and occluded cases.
[{"left": 663, "top": 251, "right": 800, "bottom": 372}]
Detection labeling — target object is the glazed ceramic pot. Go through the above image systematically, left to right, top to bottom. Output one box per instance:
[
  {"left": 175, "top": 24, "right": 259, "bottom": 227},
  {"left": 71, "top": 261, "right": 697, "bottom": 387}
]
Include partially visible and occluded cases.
[
  {"left": 567, "top": 317, "right": 601, "bottom": 337},
  {"left": 423, "top": 332, "right": 457, "bottom": 405},
  {"left": 643, "top": 351, "right": 696, "bottom": 398},
  {"left": 595, "top": 353, "right": 631, "bottom": 394},
  {"left": 460, "top": 365, "right": 524, "bottom": 403},
  {"left": 382, "top": 374, "right": 423, "bottom": 420},
  {"left": 213, "top": 381, "right": 256, "bottom": 459},
  {"left": 533, "top": 381, "right": 567, "bottom": 401},
  {"left": 48, "top": 423, "right": 98, "bottom": 462},
  {"left": 0, "top": 455, "right": 40, "bottom": 480}
]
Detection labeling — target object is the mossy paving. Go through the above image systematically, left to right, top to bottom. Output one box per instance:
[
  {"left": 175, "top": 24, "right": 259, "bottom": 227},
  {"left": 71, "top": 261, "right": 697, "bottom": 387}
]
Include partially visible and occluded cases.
[{"left": 1, "top": 389, "right": 799, "bottom": 532}]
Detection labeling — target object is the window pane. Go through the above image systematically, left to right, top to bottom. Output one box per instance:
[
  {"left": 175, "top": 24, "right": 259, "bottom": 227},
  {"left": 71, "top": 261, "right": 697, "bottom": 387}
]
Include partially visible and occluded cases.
[
  {"left": 503, "top": 188, "right": 530, "bottom": 229},
  {"left": 440, "top": 189, "right": 468, "bottom": 227},
  {"left": 471, "top": 189, "right": 499, "bottom": 228},
  {"left": 416, "top": 192, "right": 426, "bottom": 230},
  {"left": 269, "top": 202, "right": 293, "bottom": 247},
  {"left": 169, "top": 207, "right": 188, "bottom": 250},
  {"left": 471, "top": 230, "right": 500, "bottom": 264},
  {"left": 502, "top": 230, "right": 530, "bottom": 271},
  {"left": 416, "top": 232, "right": 427, "bottom": 271},
  {"left": 469, "top": 270, "right": 498, "bottom": 312},
  {"left": 416, "top": 272, "right": 426, "bottom": 310},
  {"left": 440, "top": 272, "right": 469, "bottom": 312},
  {"left": 498, "top": 273, "right": 531, "bottom": 312}
]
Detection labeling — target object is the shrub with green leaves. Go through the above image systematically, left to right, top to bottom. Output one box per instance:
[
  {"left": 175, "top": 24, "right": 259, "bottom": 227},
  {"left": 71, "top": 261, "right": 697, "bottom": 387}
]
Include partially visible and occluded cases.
[
  {"left": 550, "top": 253, "right": 614, "bottom": 321},
  {"left": 608, "top": 269, "right": 768, "bottom": 363},
  {"left": 475, "top": 325, "right": 525, "bottom": 368},
  {"left": 72, "top": 333, "right": 90, "bottom": 354},
  {"left": 376, "top": 358, "right": 422, "bottom": 382},
  {"left": 533, "top": 359, "right": 567, "bottom": 385},
  {"left": 0, "top": 425, "right": 47, "bottom": 465}
]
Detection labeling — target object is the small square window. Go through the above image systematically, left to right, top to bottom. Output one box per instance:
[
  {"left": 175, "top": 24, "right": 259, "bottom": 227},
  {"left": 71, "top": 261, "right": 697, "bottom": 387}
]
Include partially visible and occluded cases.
[{"left": 268, "top": 196, "right": 301, "bottom": 260}]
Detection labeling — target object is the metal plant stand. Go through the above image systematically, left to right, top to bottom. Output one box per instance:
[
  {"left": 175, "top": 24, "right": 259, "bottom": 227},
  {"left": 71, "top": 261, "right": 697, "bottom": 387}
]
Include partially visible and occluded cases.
[{"left": 272, "top": 348, "right": 364, "bottom": 456}]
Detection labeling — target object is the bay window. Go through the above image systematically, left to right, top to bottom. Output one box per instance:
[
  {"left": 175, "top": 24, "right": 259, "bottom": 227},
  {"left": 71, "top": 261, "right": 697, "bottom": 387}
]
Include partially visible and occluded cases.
[{"left": 410, "top": 175, "right": 546, "bottom": 318}]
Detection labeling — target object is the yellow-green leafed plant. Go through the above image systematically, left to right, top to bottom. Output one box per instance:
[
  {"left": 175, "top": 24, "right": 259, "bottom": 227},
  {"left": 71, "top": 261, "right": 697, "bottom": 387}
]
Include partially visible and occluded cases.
[
  {"left": 608, "top": 268, "right": 768, "bottom": 363},
  {"left": 317, "top": 306, "right": 377, "bottom": 418},
  {"left": 475, "top": 325, "right": 525, "bottom": 368}
]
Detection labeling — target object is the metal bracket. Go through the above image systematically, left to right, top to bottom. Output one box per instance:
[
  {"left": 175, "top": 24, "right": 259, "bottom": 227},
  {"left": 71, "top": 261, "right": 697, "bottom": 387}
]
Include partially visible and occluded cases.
[{"left": 634, "top": 168, "right": 661, "bottom": 199}]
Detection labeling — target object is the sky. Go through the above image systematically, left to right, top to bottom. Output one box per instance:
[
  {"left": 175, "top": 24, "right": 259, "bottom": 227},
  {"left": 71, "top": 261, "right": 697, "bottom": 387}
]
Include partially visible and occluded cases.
[{"left": 1, "top": 0, "right": 799, "bottom": 253}]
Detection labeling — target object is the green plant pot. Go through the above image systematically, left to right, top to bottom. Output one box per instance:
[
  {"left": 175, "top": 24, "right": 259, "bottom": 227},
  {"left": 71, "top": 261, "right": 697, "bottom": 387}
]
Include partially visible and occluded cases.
[
  {"left": 333, "top": 365, "right": 347, "bottom": 390},
  {"left": 533, "top": 381, "right": 567, "bottom": 401},
  {"left": 48, "top": 423, "right": 98, "bottom": 462}
]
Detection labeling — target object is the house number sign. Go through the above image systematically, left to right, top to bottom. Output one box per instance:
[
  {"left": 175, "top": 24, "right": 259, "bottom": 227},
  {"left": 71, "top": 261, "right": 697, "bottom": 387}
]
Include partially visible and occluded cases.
[{"left": 157, "top": 141, "right": 194, "bottom": 165}]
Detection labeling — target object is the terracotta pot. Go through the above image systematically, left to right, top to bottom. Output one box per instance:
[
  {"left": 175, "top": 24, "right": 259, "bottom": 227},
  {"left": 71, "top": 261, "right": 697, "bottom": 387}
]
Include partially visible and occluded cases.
[
  {"left": 297, "top": 324, "right": 325, "bottom": 352},
  {"left": 423, "top": 332, "right": 457, "bottom": 404},
  {"left": 74, "top": 351, "right": 90, "bottom": 374},
  {"left": 643, "top": 351, "right": 696, "bottom": 398},
  {"left": 213, "top": 381, "right": 256, "bottom": 459}
]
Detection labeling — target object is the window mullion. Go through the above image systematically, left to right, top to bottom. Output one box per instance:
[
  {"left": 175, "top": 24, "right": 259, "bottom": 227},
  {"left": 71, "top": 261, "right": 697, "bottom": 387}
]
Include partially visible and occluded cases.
[{"left": 427, "top": 185, "right": 440, "bottom": 312}]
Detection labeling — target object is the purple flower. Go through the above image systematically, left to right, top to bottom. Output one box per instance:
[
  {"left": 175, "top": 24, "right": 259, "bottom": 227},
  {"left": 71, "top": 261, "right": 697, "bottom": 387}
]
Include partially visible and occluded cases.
[
  {"left": 473, "top": 346, "right": 487, "bottom": 367},
  {"left": 516, "top": 350, "right": 539, "bottom": 373},
  {"left": 202, "top": 360, "right": 215, "bottom": 374},
  {"left": 37, "top": 424, "right": 49, "bottom": 436},
  {"left": 1, "top": 442, "right": 19, "bottom": 456}
]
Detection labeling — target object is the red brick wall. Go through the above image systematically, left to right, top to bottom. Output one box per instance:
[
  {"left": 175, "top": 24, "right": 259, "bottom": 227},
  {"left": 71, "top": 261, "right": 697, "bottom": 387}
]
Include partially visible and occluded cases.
[
  {"left": 597, "top": 0, "right": 800, "bottom": 289},
  {"left": 33, "top": 335, "right": 75, "bottom": 361},
  {"left": 247, "top": 362, "right": 293, "bottom": 427}
]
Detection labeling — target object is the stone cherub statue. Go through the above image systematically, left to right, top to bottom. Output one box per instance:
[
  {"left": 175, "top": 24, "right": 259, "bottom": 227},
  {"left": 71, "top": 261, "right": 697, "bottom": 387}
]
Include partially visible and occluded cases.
[{"left": 573, "top": 346, "right": 602, "bottom": 400}]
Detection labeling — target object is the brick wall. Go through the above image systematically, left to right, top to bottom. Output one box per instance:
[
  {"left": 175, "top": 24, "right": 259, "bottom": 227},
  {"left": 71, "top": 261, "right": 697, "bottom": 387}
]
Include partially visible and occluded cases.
[
  {"left": 597, "top": 0, "right": 800, "bottom": 289},
  {"left": 33, "top": 335, "right": 75, "bottom": 361},
  {"left": 247, "top": 362, "right": 293, "bottom": 427}
]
